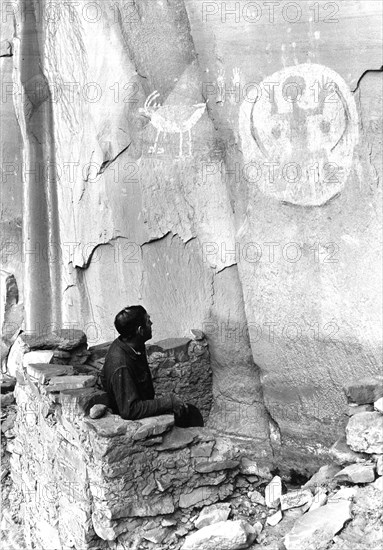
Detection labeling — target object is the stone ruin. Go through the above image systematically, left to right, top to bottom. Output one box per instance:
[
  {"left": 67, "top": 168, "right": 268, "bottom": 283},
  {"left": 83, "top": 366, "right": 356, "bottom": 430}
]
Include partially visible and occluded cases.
[{"left": 1, "top": 329, "right": 382, "bottom": 550}]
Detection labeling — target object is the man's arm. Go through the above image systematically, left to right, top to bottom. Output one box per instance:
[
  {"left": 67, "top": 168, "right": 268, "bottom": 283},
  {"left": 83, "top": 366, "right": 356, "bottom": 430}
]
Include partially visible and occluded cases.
[{"left": 110, "top": 366, "right": 174, "bottom": 420}]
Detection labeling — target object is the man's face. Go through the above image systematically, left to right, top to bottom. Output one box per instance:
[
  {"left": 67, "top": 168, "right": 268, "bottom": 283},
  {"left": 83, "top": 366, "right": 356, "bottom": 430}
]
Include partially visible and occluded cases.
[{"left": 142, "top": 313, "right": 152, "bottom": 341}]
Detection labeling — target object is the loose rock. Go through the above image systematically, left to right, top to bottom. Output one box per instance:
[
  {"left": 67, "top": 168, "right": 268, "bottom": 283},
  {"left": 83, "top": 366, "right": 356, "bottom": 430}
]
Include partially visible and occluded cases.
[
  {"left": 344, "top": 375, "right": 383, "bottom": 405},
  {"left": 374, "top": 397, "right": 383, "bottom": 413},
  {"left": 347, "top": 403, "right": 374, "bottom": 415},
  {"left": 89, "top": 404, "right": 107, "bottom": 419},
  {"left": 346, "top": 412, "right": 383, "bottom": 454},
  {"left": 330, "top": 436, "right": 370, "bottom": 465},
  {"left": 376, "top": 455, "right": 383, "bottom": 476},
  {"left": 303, "top": 463, "right": 342, "bottom": 488},
  {"left": 334, "top": 463, "right": 375, "bottom": 484},
  {"left": 265, "top": 476, "right": 282, "bottom": 508},
  {"left": 308, "top": 487, "right": 327, "bottom": 511},
  {"left": 280, "top": 489, "right": 313, "bottom": 510},
  {"left": 249, "top": 490, "right": 265, "bottom": 506},
  {"left": 283, "top": 500, "right": 352, "bottom": 550},
  {"left": 194, "top": 503, "right": 231, "bottom": 529},
  {"left": 266, "top": 510, "right": 282, "bottom": 526},
  {"left": 181, "top": 520, "right": 258, "bottom": 550}
]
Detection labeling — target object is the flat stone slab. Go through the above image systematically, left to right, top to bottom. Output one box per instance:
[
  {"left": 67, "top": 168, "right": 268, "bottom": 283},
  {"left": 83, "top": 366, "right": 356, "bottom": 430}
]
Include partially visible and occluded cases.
[
  {"left": 20, "top": 329, "right": 87, "bottom": 351},
  {"left": 23, "top": 351, "right": 55, "bottom": 369},
  {"left": 26, "top": 363, "right": 74, "bottom": 383},
  {"left": 46, "top": 375, "right": 96, "bottom": 392},
  {"left": 344, "top": 375, "right": 383, "bottom": 405},
  {"left": 60, "top": 387, "right": 109, "bottom": 416},
  {"left": 347, "top": 403, "right": 374, "bottom": 416},
  {"left": 346, "top": 412, "right": 383, "bottom": 454},
  {"left": 84, "top": 413, "right": 128, "bottom": 437},
  {"left": 133, "top": 415, "right": 174, "bottom": 441},
  {"left": 155, "top": 425, "right": 196, "bottom": 450},
  {"left": 240, "top": 457, "right": 272, "bottom": 480},
  {"left": 194, "top": 459, "right": 239, "bottom": 474},
  {"left": 303, "top": 463, "right": 342, "bottom": 489},
  {"left": 334, "top": 463, "right": 376, "bottom": 484},
  {"left": 265, "top": 476, "right": 282, "bottom": 508},
  {"left": 179, "top": 486, "right": 219, "bottom": 509},
  {"left": 308, "top": 488, "right": 327, "bottom": 512},
  {"left": 281, "top": 489, "right": 313, "bottom": 511},
  {"left": 284, "top": 500, "right": 352, "bottom": 550},
  {"left": 195, "top": 503, "right": 231, "bottom": 529},
  {"left": 181, "top": 520, "right": 257, "bottom": 550}
]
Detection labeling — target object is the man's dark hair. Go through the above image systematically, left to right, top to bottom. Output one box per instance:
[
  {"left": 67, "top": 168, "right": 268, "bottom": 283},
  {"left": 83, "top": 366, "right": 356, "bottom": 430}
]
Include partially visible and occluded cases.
[{"left": 114, "top": 305, "right": 147, "bottom": 338}]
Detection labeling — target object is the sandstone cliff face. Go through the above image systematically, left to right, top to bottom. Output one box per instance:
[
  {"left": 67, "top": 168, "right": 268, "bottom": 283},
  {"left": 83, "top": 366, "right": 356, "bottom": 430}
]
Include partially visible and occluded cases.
[{"left": 2, "top": 0, "right": 382, "bottom": 469}]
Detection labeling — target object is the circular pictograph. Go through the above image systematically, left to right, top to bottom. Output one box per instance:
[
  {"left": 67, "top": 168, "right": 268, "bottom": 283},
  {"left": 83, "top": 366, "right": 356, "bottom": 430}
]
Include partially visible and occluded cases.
[{"left": 239, "top": 64, "right": 359, "bottom": 206}]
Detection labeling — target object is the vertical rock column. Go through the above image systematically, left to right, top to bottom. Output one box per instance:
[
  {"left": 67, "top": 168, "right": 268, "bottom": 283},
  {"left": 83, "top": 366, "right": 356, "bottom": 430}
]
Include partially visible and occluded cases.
[{"left": 13, "top": 0, "right": 61, "bottom": 331}]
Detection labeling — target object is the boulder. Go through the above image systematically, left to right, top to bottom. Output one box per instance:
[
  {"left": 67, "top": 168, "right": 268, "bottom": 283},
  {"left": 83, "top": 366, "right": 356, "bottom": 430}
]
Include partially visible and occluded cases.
[
  {"left": 344, "top": 376, "right": 383, "bottom": 405},
  {"left": 374, "top": 397, "right": 383, "bottom": 413},
  {"left": 346, "top": 412, "right": 383, "bottom": 454},
  {"left": 329, "top": 436, "right": 370, "bottom": 465},
  {"left": 334, "top": 463, "right": 376, "bottom": 484},
  {"left": 265, "top": 476, "right": 282, "bottom": 508},
  {"left": 283, "top": 500, "right": 352, "bottom": 550},
  {"left": 194, "top": 503, "right": 231, "bottom": 529},
  {"left": 181, "top": 520, "right": 258, "bottom": 550}
]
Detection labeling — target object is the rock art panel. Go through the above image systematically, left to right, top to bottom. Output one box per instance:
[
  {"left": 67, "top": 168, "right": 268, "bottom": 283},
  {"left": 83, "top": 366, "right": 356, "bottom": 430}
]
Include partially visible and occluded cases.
[
  {"left": 239, "top": 63, "right": 359, "bottom": 206},
  {"left": 140, "top": 90, "right": 206, "bottom": 158}
]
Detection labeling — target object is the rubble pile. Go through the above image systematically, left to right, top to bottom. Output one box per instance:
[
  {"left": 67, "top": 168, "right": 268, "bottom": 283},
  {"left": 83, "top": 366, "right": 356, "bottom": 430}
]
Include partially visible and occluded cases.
[{"left": 180, "top": 375, "right": 383, "bottom": 550}]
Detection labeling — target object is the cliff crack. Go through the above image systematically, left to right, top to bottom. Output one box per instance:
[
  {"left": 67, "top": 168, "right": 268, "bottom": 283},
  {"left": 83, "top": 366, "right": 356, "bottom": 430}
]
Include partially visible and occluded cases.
[
  {"left": 352, "top": 66, "right": 383, "bottom": 93},
  {"left": 96, "top": 143, "right": 132, "bottom": 177}
]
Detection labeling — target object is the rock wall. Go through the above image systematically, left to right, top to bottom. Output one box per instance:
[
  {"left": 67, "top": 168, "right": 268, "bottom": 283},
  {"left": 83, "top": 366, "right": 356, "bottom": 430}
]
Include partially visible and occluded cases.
[
  {"left": 2, "top": 0, "right": 382, "bottom": 469},
  {"left": 6, "top": 345, "right": 268, "bottom": 550},
  {"left": 3, "top": 355, "right": 382, "bottom": 550}
]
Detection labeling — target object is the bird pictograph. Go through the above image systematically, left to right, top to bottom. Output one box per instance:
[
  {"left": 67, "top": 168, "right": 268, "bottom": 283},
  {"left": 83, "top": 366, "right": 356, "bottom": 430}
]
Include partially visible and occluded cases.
[{"left": 139, "top": 91, "right": 207, "bottom": 158}]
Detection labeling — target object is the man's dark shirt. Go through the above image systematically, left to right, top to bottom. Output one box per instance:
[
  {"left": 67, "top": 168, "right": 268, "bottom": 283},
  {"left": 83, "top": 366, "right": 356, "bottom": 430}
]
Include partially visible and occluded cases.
[{"left": 101, "top": 337, "right": 173, "bottom": 420}]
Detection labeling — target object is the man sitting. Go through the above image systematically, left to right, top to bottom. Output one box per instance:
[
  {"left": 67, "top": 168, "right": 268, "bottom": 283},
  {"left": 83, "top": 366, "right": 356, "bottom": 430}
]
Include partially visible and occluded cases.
[{"left": 101, "top": 305, "right": 203, "bottom": 426}]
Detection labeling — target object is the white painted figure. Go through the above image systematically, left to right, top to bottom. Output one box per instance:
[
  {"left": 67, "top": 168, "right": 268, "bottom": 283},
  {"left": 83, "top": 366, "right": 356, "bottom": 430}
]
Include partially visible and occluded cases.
[
  {"left": 239, "top": 64, "right": 359, "bottom": 206},
  {"left": 139, "top": 91, "right": 206, "bottom": 158}
]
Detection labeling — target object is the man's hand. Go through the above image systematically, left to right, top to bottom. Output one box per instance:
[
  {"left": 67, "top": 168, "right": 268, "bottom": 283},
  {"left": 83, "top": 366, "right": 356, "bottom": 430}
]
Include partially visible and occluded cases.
[{"left": 171, "top": 394, "right": 188, "bottom": 416}]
